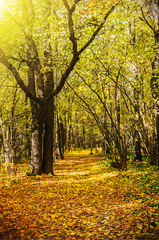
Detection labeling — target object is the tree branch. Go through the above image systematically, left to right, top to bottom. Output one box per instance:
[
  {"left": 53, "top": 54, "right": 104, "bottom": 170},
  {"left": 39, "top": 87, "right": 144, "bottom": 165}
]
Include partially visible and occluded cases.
[
  {"left": 62, "top": 0, "right": 79, "bottom": 55},
  {"left": 47, "top": 1, "right": 117, "bottom": 101},
  {"left": 78, "top": 3, "right": 118, "bottom": 55},
  {"left": 140, "top": 7, "right": 156, "bottom": 36},
  {"left": 0, "top": 49, "right": 41, "bottom": 103},
  {"left": 46, "top": 54, "right": 79, "bottom": 101},
  {"left": 75, "top": 71, "right": 122, "bottom": 140},
  {"left": 66, "top": 80, "right": 108, "bottom": 138}
]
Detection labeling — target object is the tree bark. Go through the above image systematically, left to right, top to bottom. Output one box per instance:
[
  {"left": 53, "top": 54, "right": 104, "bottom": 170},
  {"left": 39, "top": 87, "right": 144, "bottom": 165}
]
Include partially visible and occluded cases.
[
  {"left": 0, "top": 1, "right": 117, "bottom": 175},
  {"left": 42, "top": 43, "right": 55, "bottom": 174},
  {"left": 151, "top": 43, "right": 159, "bottom": 165},
  {"left": 42, "top": 99, "right": 54, "bottom": 174},
  {"left": 30, "top": 102, "right": 44, "bottom": 175},
  {"left": 156, "top": 113, "right": 159, "bottom": 166},
  {"left": 57, "top": 116, "right": 64, "bottom": 160},
  {"left": 30, "top": 124, "right": 43, "bottom": 175},
  {"left": 134, "top": 130, "right": 142, "bottom": 161}
]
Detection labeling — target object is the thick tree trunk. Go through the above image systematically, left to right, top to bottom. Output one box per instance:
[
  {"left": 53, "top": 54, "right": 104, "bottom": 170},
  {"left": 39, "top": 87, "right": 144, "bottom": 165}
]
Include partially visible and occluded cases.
[
  {"left": 41, "top": 32, "right": 55, "bottom": 173},
  {"left": 42, "top": 99, "right": 54, "bottom": 174},
  {"left": 30, "top": 102, "right": 45, "bottom": 175},
  {"left": 31, "top": 123, "right": 43, "bottom": 175}
]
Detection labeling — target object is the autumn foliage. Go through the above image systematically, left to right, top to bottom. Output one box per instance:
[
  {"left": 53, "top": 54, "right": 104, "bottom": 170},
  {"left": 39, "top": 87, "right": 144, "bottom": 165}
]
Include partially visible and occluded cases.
[{"left": 0, "top": 151, "right": 158, "bottom": 239}]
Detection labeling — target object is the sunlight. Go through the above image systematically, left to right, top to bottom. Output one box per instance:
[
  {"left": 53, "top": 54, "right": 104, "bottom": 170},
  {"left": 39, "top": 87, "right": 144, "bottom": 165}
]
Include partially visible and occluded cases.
[
  {"left": 0, "top": 0, "right": 6, "bottom": 16},
  {"left": 0, "top": 0, "right": 4, "bottom": 8},
  {"left": 0, "top": 0, "right": 4, "bottom": 16}
]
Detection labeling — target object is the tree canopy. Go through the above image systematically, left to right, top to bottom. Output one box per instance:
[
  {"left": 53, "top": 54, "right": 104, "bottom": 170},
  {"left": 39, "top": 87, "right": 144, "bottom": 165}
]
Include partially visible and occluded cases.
[{"left": 0, "top": 0, "right": 158, "bottom": 170}]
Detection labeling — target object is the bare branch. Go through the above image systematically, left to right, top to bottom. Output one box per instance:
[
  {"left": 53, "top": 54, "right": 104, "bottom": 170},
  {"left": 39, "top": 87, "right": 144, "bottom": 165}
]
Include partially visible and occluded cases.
[
  {"left": 62, "top": 0, "right": 78, "bottom": 54},
  {"left": 71, "top": 0, "right": 81, "bottom": 13},
  {"left": 50, "top": 1, "right": 117, "bottom": 101},
  {"left": 78, "top": 3, "right": 118, "bottom": 55},
  {"left": 140, "top": 7, "right": 156, "bottom": 36},
  {"left": 92, "top": 51, "right": 135, "bottom": 108},
  {"left": 8, "top": 56, "right": 28, "bottom": 64},
  {"left": 75, "top": 71, "right": 122, "bottom": 140},
  {"left": 66, "top": 80, "right": 108, "bottom": 138}
]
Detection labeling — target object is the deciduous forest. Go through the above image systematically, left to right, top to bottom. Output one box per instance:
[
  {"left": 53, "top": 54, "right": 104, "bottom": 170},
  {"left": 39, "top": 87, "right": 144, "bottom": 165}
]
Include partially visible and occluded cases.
[{"left": 0, "top": 0, "right": 158, "bottom": 239}]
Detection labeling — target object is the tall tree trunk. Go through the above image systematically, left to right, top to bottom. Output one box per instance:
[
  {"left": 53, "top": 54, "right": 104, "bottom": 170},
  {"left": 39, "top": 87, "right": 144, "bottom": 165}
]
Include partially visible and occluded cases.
[
  {"left": 148, "top": 2, "right": 159, "bottom": 166},
  {"left": 129, "top": 18, "right": 142, "bottom": 162},
  {"left": 151, "top": 38, "right": 159, "bottom": 165},
  {"left": 42, "top": 43, "right": 55, "bottom": 174},
  {"left": 134, "top": 88, "right": 142, "bottom": 161},
  {"left": 42, "top": 99, "right": 54, "bottom": 174},
  {"left": 30, "top": 102, "right": 44, "bottom": 175},
  {"left": 67, "top": 109, "right": 72, "bottom": 152},
  {"left": 156, "top": 113, "right": 159, "bottom": 165},
  {"left": 57, "top": 116, "right": 64, "bottom": 160},
  {"left": 82, "top": 124, "right": 86, "bottom": 149},
  {"left": 1, "top": 126, "right": 11, "bottom": 164},
  {"left": 134, "top": 130, "right": 142, "bottom": 161}
]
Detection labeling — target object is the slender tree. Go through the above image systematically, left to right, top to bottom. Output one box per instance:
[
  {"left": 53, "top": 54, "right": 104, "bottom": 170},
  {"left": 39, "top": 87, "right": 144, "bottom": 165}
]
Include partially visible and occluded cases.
[{"left": 141, "top": 0, "right": 159, "bottom": 165}]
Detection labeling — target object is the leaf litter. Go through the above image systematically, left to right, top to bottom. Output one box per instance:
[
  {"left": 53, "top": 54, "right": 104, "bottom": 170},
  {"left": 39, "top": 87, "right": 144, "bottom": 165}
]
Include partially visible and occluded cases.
[{"left": 0, "top": 153, "right": 158, "bottom": 239}]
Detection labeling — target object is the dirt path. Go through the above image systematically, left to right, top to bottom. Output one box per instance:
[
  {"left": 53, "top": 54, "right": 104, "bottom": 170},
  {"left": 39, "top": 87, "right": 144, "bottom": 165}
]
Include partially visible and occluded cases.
[{"left": 0, "top": 153, "right": 158, "bottom": 239}]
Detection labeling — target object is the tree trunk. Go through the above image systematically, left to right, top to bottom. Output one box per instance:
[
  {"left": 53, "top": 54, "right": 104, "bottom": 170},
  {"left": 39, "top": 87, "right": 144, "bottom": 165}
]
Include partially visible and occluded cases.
[
  {"left": 151, "top": 40, "right": 159, "bottom": 165},
  {"left": 42, "top": 41, "right": 55, "bottom": 173},
  {"left": 42, "top": 98, "right": 54, "bottom": 174},
  {"left": 30, "top": 102, "right": 43, "bottom": 175},
  {"left": 156, "top": 112, "right": 159, "bottom": 166},
  {"left": 57, "top": 116, "right": 64, "bottom": 160},
  {"left": 31, "top": 124, "right": 43, "bottom": 175},
  {"left": 82, "top": 124, "right": 86, "bottom": 149},
  {"left": 1, "top": 127, "right": 11, "bottom": 164},
  {"left": 134, "top": 130, "right": 142, "bottom": 161},
  {"left": 121, "top": 146, "right": 127, "bottom": 170}
]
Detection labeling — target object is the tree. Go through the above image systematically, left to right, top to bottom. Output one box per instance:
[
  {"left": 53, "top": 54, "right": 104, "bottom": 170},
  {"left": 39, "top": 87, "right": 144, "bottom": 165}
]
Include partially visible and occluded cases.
[
  {"left": 0, "top": 0, "right": 118, "bottom": 175},
  {"left": 65, "top": 0, "right": 158, "bottom": 169},
  {"left": 140, "top": 0, "right": 159, "bottom": 165}
]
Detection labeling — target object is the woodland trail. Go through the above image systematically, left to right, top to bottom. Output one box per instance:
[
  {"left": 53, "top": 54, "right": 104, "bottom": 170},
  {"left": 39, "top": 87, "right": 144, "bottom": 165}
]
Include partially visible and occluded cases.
[{"left": 0, "top": 151, "right": 158, "bottom": 239}]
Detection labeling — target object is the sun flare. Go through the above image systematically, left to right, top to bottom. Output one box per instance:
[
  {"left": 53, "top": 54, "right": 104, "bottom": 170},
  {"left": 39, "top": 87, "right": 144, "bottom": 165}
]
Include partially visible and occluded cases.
[
  {"left": 0, "top": 0, "right": 4, "bottom": 6},
  {"left": 0, "top": 0, "right": 7, "bottom": 17},
  {"left": 0, "top": 0, "right": 4, "bottom": 13}
]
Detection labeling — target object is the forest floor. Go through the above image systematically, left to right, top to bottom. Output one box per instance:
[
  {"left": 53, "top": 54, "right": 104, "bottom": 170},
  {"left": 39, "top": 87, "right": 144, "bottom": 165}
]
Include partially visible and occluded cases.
[{"left": 0, "top": 150, "right": 159, "bottom": 240}]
